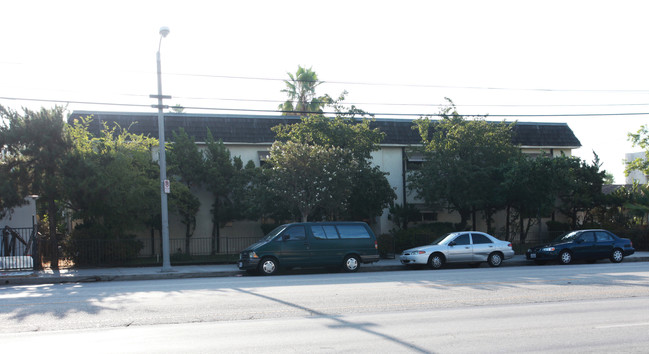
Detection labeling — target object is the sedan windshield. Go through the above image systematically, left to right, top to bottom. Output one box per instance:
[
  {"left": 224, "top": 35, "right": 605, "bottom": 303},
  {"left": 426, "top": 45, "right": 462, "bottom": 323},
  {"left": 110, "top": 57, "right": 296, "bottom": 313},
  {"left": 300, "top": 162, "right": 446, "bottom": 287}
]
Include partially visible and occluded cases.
[
  {"left": 261, "top": 225, "right": 287, "bottom": 242},
  {"left": 554, "top": 231, "right": 580, "bottom": 242},
  {"left": 431, "top": 234, "right": 454, "bottom": 245}
]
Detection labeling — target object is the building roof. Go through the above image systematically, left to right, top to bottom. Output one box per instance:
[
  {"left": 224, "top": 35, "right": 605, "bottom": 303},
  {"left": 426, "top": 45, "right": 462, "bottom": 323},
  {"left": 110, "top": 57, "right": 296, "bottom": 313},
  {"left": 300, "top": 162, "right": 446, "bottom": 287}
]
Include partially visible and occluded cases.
[{"left": 68, "top": 111, "right": 582, "bottom": 148}]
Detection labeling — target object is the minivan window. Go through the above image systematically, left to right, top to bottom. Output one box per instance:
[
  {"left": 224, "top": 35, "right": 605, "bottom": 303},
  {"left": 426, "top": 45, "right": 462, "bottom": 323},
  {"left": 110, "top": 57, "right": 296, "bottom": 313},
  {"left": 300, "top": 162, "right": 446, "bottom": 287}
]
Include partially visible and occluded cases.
[
  {"left": 337, "top": 224, "right": 370, "bottom": 239},
  {"left": 311, "top": 225, "right": 340, "bottom": 239},
  {"left": 282, "top": 226, "right": 306, "bottom": 241}
]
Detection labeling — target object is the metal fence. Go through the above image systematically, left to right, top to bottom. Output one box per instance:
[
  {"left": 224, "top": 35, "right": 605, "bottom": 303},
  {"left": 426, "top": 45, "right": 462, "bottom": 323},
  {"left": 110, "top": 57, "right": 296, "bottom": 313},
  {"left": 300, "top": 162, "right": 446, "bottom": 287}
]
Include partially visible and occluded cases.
[
  {"left": 1, "top": 226, "right": 37, "bottom": 271},
  {"left": 59, "top": 236, "right": 261, "bottom": 267}
]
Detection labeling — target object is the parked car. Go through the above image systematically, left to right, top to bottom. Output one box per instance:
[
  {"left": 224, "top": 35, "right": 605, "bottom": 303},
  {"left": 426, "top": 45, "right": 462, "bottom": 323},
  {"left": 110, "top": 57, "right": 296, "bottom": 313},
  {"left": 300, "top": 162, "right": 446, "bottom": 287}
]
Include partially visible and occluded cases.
[
  {"left": 238, "top": 222, "right": 379, "bottom": 275},
  {"left": 526, "top": 229, "right": 635, "bottom": 265},
  {"left": 399, "top": 231, "right": 515, "bottom": 269}
]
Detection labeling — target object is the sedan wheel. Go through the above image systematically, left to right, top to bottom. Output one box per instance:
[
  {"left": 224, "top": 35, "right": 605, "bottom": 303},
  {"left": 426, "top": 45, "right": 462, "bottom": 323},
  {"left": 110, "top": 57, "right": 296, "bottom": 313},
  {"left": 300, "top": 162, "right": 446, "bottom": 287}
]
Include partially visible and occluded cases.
[
  {"left": 610, "top": 249, "right": 624, "bottom": 263},
  {"left": 559, "top": 250, "right": 572, "bottom": 265},
  {"left": 487, "top": 253, "right": 503, "bottom": 267},
  {"left": 428, "top": 254, "right": 444, "bottom": 270}
]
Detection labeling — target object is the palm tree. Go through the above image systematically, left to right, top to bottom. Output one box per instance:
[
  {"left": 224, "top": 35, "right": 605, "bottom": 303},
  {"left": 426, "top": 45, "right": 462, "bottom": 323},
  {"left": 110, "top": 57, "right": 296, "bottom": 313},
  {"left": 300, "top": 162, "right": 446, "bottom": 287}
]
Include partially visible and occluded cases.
[{"left": 278, "top": 66, "right": 331, "bottom": 115}]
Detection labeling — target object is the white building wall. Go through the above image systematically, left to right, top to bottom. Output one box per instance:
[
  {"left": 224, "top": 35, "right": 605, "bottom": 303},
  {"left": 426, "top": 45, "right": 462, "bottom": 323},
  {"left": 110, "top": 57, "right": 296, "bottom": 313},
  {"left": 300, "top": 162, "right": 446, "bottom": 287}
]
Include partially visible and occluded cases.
[
  {"left": 370, "top": 146, "right": 404, "bottom": 235},
  {"left": 625, "top": 152, "right": 648, "bottom": 184},
  {"left": 0, "top": 197, "right": 37, "bottom": 229}
]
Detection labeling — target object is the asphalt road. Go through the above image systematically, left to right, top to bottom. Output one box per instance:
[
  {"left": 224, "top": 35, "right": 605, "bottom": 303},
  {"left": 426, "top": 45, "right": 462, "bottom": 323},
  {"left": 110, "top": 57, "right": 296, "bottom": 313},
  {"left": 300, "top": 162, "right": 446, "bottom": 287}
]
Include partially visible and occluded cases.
[{"left": 1, "top": 262, "right": 648, "bottom": 353}]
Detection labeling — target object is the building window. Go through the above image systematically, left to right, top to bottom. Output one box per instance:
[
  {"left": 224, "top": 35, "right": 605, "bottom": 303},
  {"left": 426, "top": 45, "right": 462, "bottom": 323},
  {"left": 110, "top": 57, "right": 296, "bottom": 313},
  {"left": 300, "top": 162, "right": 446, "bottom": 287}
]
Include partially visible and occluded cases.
[
  {"left": 258, "top": 151, "right": 270, "bottom": 167},
  {"left": 406, "top": 152, "right": 425, "bottom": 171},
  {"left": 421, "top": 211, "right": 437, "bottom": 222}
]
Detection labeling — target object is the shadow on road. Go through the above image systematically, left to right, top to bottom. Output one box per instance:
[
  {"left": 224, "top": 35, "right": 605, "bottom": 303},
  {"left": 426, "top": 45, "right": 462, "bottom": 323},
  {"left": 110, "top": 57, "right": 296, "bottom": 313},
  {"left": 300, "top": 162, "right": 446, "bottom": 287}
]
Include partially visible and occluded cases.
[{"left": 234, "top": 287, "right": 433, "bottom": 354}]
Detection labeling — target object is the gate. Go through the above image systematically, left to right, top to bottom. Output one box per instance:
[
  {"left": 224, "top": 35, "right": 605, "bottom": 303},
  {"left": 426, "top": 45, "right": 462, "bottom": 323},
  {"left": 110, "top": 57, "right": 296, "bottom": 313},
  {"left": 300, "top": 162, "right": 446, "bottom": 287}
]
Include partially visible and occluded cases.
[{"left": 1, "top": 226, "right": 38, "bottom": 271}]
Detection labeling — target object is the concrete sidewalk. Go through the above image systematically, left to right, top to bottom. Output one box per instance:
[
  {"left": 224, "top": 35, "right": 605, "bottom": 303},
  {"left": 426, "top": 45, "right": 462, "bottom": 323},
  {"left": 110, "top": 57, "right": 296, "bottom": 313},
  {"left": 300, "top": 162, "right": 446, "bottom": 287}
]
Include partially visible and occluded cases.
[{"left": 2, "top": 252, "right": 648, "bottom": 286}]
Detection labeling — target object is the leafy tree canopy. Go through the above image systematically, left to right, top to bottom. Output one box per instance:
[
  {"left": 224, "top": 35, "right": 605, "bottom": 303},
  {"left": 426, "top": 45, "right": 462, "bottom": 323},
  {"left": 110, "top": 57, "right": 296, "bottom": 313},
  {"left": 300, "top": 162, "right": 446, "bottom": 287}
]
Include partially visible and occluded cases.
[
  {"left": 410, "top": 100, "right": 519, "bottom": 229},
  {"left": 0, "top": 105, "right": 71, "bottom": 268},
  {"left": 64, "top": 116, "right": 160, "bottom": 238},
  {"left": 627, "top": 124, "right": 649, "bottom": 177}
]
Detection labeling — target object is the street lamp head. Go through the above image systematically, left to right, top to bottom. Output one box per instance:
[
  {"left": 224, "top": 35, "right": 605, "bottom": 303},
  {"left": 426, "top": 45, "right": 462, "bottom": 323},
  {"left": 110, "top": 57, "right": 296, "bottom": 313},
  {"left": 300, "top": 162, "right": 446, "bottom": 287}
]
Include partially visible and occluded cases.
[{"left": 159, "top": 26, "right": 170, "bottom": 38}]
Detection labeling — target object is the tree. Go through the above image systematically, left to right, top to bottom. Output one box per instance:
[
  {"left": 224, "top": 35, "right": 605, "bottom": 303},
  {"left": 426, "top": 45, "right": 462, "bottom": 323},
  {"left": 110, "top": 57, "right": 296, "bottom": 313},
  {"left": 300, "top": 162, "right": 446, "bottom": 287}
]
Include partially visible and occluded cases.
[
  {"left": 278, "top": 66, "right": 332, "bottom": 115},
  {"left": 410, "top": 100, "right": 519, "bottom": 230},
  {"left": 170, "top": 104, "right": 185, "bottom": 113},
  {"left": 0, "top": 105, "right": 71, "bottom": 269},
  {"left": 271, "top": 114, "right": 395, "bottom": 222},
  {"left": 273, "top": 114, "right": 384, "bottom": 161},
  {"left": 63, "top": 117, "right": 160, "bottom": 264},
  {"left": 64, "top": 117, "right": 160, "bottom": 234},
  {"left": 627, "top": 124, "right": 649, "bottom": 177},
  {"left": 167, "top": 128, "right": 203, "bottom": 254},
  {"left": 203, "top": 130, "right": 237, "bottom": 254},
  {"left": 268, "top": 141, "right": 355, "bottom": 222},
  {"left": 501, "top": 155, "right": 557, "bottom": 242},
  {"left": 553, "top": 155, "right": 606, "bottom": 228},
  {"left": 244, "top": 160, "right": 295, "bottom": 227},
  {"left": 0, "top": 162, "right": 27, "bottom": 219},
  {"left": 346, "top": 164, "right": 396, "bottom": 222},
  {"left": 592, "top": 183, "right": 649, "bottom": 228},
  {"left": 620, "top": 183, "right": 649, "bottom": 226}
]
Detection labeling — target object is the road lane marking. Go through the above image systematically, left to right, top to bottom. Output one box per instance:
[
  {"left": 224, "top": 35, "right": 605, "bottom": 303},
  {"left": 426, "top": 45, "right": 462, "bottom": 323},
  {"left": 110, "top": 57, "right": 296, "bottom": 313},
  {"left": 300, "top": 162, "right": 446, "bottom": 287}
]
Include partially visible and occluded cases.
[{"left": 596, "top": 322, "right": 649, "bottom": 329}]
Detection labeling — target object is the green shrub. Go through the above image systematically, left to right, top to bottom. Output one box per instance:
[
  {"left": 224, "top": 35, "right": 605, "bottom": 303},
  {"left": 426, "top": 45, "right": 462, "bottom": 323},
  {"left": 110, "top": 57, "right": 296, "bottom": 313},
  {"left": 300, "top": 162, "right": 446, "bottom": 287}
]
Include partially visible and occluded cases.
[
  {"left": 380, "top": 223, "right": 456, "bottom": 256},
  {"left": 63, "top": 225, "right": 144, "bottom": 266},
  {"left": 609, "top": 226, "right": 648, "bottom": 251}
]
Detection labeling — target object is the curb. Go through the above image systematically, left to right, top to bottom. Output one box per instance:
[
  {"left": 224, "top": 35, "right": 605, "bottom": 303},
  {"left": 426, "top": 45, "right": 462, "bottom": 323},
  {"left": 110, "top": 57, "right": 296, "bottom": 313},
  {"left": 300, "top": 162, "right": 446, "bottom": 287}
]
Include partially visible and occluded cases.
[{"left": 2, "top": 257, "right": 648, "bottom": 286}]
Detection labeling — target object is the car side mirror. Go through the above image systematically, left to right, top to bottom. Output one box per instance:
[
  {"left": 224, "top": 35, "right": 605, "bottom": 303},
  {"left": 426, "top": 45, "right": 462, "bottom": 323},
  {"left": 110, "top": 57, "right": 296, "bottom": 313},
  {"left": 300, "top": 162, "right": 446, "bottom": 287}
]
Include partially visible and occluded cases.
[
  {"left": 282, "top": 234, "right": 290, "bottom": 241},
  {"left": 575, "top": 238, "right": 583, "bottom": 244},
  {"left": 449, "top": 241, "right": 456, "bottom": 247}
]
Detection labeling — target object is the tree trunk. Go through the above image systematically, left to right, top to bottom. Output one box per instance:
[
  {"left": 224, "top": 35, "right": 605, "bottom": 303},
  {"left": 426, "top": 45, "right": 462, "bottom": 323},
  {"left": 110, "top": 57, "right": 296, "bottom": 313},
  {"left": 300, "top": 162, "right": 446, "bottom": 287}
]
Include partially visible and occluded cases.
[
  {"left": 48, "top": 198, "right": 59, "bottom": 270},
  {"left": 211, "top": 199, "right": 220, "bottom": 255},
  {"left": 505, "top": 205, "right": 511, "bottom": 241},
  {"left": 471, "top": 206, "right": 477, "bottom": 230},
  {"left": 458, "top": 209, "right": 470, "bottom": 231},
  {"left": 519, "top": 213, "right": 525, "bottom": 244},
  {"left": 185, "top": 222, "right": 191, "bottom": 255},
  {"left": 150, "top": 228, "right": 155, "bottom": 256}
]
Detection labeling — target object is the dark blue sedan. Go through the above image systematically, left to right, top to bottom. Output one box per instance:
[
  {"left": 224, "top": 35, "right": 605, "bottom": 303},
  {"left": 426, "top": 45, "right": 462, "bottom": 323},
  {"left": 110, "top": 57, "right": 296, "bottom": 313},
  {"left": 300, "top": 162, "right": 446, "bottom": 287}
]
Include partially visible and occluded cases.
[{"left": 526, "top": 229, "right": 635, "bottom": 265}]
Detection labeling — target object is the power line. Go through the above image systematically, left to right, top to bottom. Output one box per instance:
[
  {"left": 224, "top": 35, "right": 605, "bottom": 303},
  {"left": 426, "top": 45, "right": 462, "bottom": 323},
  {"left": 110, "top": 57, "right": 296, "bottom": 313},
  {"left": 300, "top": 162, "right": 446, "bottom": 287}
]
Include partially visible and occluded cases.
[
  {"left": 165, "top": 72, "right": 649, "bottom": 93},
  {"left": 4, "top": 86, "right": 649, "bottom": 108},
  {"left": 2, "top": 95, "right": 649, "bottom": 118},
  {"left": 172, "top": 95, "right": 649, "bottom": 108},
  {"left": 0, "top": 96, "right": 151, "bottom": 109}
]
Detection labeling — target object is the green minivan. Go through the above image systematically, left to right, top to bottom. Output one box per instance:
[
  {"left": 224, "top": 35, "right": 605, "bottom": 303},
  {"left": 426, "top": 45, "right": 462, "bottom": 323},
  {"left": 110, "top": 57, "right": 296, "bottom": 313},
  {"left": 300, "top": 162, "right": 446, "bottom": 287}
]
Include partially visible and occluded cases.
[{"left": 238, "top": 222, "right": 380, "bottom": 275}]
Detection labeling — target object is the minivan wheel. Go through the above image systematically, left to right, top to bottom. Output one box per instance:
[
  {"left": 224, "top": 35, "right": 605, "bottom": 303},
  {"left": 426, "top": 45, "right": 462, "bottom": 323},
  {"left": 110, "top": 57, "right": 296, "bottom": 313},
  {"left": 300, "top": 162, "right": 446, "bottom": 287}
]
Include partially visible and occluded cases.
[
  {"left": 610, "top": 249, "right": 624, "bottom": 263},
  {"left": 559, "top": 250, "right": 572, "bottom": 265},
  {"left": 487, "top": 252, "right": 503, "bottom": 267},
  {"left": 342, "top": 255, "right": 360, "bottom": 272},
  {"left": 259, "top": 257, "right": 278, "bottom": 275}
]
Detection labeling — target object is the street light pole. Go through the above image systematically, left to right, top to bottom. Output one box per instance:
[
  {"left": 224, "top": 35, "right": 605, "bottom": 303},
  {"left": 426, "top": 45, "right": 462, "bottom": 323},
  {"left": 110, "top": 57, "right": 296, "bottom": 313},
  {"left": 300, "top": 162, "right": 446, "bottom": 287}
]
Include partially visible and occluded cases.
[{"left": 152, "top": 26, "right": 173, "bottom": 272}]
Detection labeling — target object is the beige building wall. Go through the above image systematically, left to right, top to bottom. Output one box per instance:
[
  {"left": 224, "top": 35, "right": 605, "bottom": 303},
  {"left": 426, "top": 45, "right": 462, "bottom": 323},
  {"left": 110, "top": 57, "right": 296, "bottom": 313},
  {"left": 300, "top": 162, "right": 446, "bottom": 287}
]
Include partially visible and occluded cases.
[{"left": 149, "top": 142, "right": 578, "bottom": 253}]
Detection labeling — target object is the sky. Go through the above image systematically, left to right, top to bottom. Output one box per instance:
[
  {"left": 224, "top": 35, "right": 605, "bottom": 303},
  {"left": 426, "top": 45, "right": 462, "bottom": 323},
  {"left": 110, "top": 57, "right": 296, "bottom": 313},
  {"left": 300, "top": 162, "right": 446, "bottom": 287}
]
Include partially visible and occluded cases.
[{"left": 2, "top": 0, "right": 648, "bottom": 183}]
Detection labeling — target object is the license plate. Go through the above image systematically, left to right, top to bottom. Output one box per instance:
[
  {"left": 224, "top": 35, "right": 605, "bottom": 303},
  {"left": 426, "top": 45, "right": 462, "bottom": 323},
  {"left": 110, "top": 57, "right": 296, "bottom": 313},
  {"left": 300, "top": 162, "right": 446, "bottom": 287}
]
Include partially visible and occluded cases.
[
  {"left": 529, "top": 253, "right": 536, "bottom": 259},
  {"left": 238, "top": 261, "right": 243, "bottom": 268}
]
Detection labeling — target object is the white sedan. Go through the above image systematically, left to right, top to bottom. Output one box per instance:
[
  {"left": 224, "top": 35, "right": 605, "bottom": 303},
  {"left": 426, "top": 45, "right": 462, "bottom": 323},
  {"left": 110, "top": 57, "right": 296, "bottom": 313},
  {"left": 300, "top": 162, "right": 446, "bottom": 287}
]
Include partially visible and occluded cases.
[{"left": 400, "top": 231, "right": 515, "bottom": 269}]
